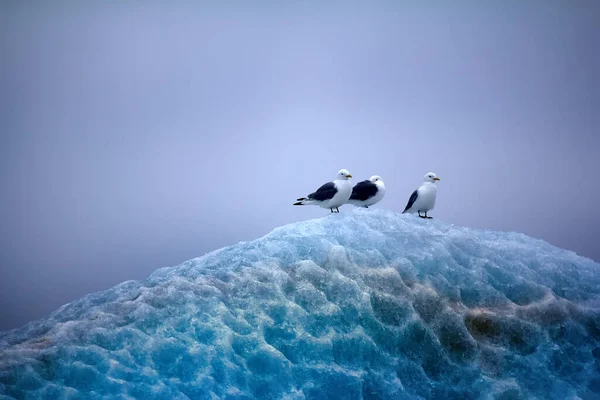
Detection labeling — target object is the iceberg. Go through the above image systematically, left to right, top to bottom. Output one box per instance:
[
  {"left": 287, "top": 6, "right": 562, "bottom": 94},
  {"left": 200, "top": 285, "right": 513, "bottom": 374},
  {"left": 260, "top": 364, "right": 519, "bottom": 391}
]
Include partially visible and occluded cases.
[{"left": 1, "top": 209, "right": 599, "bottom": 399}]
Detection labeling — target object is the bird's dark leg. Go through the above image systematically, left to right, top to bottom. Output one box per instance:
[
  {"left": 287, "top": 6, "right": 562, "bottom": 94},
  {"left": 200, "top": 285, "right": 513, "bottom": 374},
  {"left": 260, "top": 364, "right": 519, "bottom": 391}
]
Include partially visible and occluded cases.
[
  {"left": 365, "top": 205, "right": 369, "bottom": 209},
  {"left": 336, "top": 207, "right": 340, "bottom": 213},
  {"left": 330, "top": 208, "right": 334, "bottom": 213},
  {"left": 418, "top": 211, "right": 426, "bottom": 219},
  {"left": 425, "top": 212, "right": 433, "bottom": 219}
]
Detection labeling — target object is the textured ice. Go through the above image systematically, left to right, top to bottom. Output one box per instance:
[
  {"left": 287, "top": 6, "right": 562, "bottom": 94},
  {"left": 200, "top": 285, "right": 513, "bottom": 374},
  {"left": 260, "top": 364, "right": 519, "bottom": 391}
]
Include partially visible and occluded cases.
[{"left": 1, "top": 209, "right": 599, "bottom": 400}]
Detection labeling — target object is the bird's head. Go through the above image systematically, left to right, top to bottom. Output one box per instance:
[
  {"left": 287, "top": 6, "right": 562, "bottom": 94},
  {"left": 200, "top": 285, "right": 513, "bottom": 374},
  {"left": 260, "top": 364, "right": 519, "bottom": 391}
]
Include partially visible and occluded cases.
[
  {"left": 337, "top": 169, "right": 352, "bottom": 180},
  {"left": 424, "top": 172, "right": 440, "bottom": 183},
  {"left": 370, "top": 175, "right": 384, "bottom": 185}
]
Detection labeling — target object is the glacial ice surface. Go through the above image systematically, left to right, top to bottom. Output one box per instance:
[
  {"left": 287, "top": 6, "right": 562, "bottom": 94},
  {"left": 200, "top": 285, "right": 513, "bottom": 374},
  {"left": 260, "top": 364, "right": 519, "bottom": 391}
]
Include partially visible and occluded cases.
[{"left": 1, "top": 209, "right": 599, "bottom": 400}]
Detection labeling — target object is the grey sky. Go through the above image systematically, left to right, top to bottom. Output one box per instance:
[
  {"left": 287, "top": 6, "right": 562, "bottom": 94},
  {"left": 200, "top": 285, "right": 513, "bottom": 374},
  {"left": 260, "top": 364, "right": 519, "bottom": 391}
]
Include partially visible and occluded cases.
[{"left": 1, "top": 2, "right": 599, "bottom": 331}]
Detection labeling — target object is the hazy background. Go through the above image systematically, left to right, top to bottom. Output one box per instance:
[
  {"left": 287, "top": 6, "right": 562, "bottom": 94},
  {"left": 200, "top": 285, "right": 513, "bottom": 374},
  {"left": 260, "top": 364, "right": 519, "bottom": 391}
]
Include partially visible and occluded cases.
[{"left": 1, "top": 2, "right": 599, "bottom": 331}]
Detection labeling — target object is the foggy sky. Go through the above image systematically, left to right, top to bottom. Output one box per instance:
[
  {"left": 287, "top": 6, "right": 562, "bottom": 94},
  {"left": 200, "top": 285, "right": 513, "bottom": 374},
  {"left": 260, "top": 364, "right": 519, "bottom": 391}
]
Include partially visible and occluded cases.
[{"left": 1, "top": 2, "right": 599, "bottom": 331}]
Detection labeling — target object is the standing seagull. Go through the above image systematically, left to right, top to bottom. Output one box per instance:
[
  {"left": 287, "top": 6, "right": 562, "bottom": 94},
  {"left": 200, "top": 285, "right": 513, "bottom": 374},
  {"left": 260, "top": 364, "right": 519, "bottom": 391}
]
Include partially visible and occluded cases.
[
  {"left": 294, "top": 169, "right": 353, "bottom": 213},
  {"left": 402, "top": 172, "right": 440, "bottom": 219},
  {"left": 348, "top": 175, "right": 386, "bottom": 208}
]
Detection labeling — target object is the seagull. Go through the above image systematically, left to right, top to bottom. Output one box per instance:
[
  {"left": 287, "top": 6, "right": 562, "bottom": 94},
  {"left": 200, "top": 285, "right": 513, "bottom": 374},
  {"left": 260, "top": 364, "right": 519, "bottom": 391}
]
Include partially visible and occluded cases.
[
  {"left": 293, "top": 169, "right": 353, "bottom": 213},
  {"left": 402, "top": 172, "right": 440, "bottom": 219},
  {"left": 347, "top": 175, "right": 386, "bottom": 208}
]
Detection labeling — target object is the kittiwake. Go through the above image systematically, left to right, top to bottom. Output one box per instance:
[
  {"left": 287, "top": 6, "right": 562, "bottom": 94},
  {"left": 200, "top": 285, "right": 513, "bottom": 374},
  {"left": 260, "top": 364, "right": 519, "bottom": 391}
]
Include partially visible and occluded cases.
[
  {"left": 293, "top": 169, "right": 353, "bottom": 213},
  {"left": 402, "top": 172, "right": 440, "bottom": 219},
  {"left": 348, "top": 175, "right": 386, "bottom": 208}
]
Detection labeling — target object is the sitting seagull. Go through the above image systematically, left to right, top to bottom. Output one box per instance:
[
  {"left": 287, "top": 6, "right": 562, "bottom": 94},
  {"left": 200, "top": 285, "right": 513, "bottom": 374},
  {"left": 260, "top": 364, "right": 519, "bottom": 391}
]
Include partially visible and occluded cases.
[
  {"left": 293, "top": 169, "right": 353, "bottom": 213},
  {"left": 402, "top": 172, "right": 440, "bottom": 219},
  {"left": 347, "top": 175, "right": 386, "bottom": 208}
]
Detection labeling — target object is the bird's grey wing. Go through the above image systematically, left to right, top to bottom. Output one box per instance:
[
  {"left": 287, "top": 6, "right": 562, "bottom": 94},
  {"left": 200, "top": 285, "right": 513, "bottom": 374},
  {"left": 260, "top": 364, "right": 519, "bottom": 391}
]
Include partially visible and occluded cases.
[
  {"left": 350, "top": 180, "right": 377, "bottom": 201},
  {"left": 308, "top": 182, "right": 338, "bottom": 201},
  {"left": 403, "top": 189, "right": 419, "bottom": 213}
]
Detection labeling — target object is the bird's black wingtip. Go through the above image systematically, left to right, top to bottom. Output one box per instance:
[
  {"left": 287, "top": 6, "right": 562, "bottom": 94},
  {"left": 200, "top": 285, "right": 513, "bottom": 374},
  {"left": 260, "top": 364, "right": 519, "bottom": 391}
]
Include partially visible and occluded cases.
[{"left": 293, "top": 202, "right": 303, "bottom": 206}]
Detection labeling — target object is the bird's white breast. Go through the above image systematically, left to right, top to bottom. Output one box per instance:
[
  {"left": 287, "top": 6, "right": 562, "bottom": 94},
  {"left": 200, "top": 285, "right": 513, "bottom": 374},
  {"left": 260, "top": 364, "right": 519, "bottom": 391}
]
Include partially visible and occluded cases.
[
  {"left": 328, "top": 180, "right": 352, "bottom": 208},
  {"left": 364, "top": 183, "right": 386, "bottom": 207},
  {"left": 415, "top": 183, "right": 437, "bottom": 212}
]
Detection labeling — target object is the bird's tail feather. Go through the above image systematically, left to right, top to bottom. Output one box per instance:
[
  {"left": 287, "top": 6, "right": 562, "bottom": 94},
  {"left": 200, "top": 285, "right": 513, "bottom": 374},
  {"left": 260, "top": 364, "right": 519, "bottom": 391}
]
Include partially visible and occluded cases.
[{"left": 294, "top": 197, "right": 309, "bottom": 205}]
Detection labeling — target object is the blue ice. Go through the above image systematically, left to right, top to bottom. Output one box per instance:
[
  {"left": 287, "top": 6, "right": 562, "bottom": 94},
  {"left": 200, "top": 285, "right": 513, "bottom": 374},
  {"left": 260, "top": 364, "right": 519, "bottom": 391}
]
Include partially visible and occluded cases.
[{"left": 1, "top": 209, "right": 599, "bottom": 399}]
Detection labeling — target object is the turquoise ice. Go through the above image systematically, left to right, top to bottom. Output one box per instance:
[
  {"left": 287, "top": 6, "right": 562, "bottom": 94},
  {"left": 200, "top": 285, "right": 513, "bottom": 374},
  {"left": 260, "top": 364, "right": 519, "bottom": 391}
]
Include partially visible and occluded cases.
[{"left": 1, "top": 209, "right": 599, "bottom": 399}]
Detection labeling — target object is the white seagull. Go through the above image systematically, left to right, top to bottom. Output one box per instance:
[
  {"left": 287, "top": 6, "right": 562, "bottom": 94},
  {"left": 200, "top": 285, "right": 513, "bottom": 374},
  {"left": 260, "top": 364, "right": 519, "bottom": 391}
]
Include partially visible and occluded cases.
[
  {"left": 294, "top": 169, "right": 353, "bottom": 213},
  {"left": 402, "top": 172, "right": 440, "bottom": 219},
  {"left": 347, "top": 175, "right": 386, "bottom": 208}
]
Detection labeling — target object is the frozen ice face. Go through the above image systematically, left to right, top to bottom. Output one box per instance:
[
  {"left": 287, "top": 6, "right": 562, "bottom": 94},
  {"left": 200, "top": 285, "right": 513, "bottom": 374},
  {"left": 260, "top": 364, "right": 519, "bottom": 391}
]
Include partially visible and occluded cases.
[{"left": 1, "top": 209, "right": 599, "bottom": 399}]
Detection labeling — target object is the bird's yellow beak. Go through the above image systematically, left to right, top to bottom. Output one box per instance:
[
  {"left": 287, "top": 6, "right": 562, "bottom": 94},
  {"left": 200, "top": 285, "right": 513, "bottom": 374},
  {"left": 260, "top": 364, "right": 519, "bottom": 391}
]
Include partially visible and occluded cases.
[
  {"left": 347, "top": 174, "right": 353, "bottom": 178},
  {"left": 434, "top": 177, "right": 440, "bottom": 181}
]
